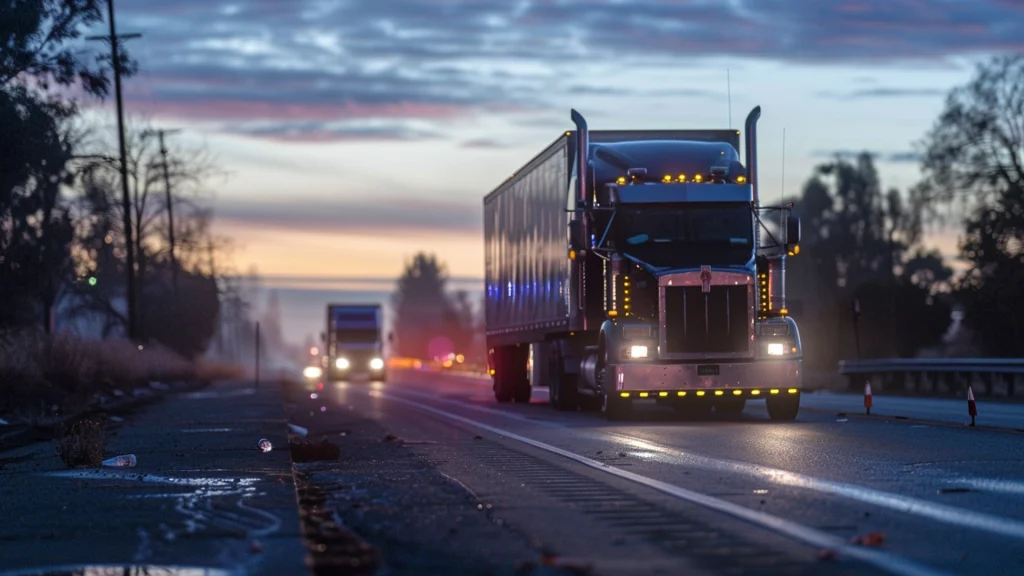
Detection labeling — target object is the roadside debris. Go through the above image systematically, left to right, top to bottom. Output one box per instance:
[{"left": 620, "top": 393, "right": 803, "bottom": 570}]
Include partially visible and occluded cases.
[
  {"left": 56, "top": 419, "right": 105, "bottom": 468},
  {"left": 288, "top": 423, "right": 309, "bottom": 437},
  {"left": 383, "top": 433, "right": 398, "bottom": 442},
  {"left": 474, "top": 434, "right": 483, "bottom": 440},
  {"left": 258, "top": 438, "right": 273, "bottom": 452},
  {"left": 101, "top": 454, "right": 137, "bottom": 468},
  {"left": 851, "top": 531, "right": 886, "bottom": 546}
]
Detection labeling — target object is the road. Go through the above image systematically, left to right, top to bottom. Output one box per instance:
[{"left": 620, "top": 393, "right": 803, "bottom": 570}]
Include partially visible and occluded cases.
[{"left": 302, "top": 370, "right": 1024, "bottom": 576}]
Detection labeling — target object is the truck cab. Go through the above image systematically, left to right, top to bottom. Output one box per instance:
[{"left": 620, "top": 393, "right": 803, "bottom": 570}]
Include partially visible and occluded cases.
[{"left": 324, "top": 304, "right": 387, "bottom": 382}]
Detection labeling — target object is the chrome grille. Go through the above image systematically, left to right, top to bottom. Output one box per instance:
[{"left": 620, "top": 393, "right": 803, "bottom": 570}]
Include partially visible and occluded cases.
[{"left": 662, "top": 285, "right": 749, "bottom": 354}]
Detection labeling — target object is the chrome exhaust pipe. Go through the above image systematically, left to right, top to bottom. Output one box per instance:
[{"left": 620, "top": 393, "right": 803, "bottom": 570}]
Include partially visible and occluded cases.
[
  {"left": 744, "top": 106, "right": 761, "bottom": 203},
  {"left": 571, "top": 109, "right": 589, "bottom": 204}
]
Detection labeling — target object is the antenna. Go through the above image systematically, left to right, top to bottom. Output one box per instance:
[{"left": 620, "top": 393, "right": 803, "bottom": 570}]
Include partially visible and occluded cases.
[
  {"left": 727, "top": 69, "right": 732, "bottom": 129},
  {"left": 781, "top": 128, "right": 787, "bottom": 202}
]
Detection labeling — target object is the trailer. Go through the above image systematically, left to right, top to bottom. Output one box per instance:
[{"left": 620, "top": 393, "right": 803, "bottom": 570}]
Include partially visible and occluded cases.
[
  {"left": 483, "top": 107, "right": 803, "bottom": 420},
  {"left": 323, "top": 303, "right": 386, "bottom": 382}
]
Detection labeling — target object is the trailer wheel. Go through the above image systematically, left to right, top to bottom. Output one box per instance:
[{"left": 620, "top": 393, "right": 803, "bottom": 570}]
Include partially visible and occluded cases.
[
  {"left": 549, "top": 344, "right": 578, "bottom": 411},
  {"left": 766, "top": 392, "right": 800, "bottom": 421}
]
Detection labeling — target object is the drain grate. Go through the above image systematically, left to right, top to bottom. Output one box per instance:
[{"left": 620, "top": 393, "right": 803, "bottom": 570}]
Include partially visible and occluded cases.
[{"left": 467, "top": 441, "right": 875, "bottom": 576}]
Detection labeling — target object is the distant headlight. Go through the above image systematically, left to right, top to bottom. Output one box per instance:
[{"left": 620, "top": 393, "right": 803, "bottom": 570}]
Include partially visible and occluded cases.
[
  {"left": 766, "top": 343, "right": 785, "bottom": 356},
  {"left": 629, "top": 345, "right": 648, "bottom": 359},
  {"left": 335, "top": 358, "right": 350, "bottom": 370},
  {"left": 369, "top": 358, "right": 385, "bottom": 371},
  {"left": 303, "top": 366, "right": 323, "bottom": 379}
]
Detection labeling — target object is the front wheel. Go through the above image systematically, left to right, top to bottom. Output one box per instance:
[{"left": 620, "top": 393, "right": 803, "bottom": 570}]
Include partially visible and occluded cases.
[{"left": 766, "top": 392, "right": 800, "bottom": 421}]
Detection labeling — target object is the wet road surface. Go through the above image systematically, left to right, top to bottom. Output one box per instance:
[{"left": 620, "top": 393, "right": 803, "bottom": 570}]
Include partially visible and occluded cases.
[{"left": 305, "top": 370, "right": 1024, "bottom": 576}]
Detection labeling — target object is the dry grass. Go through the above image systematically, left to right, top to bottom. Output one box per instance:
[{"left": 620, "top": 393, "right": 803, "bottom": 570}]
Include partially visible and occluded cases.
[
  {"left": 0, "top": 328, "right": 245, "bottom": 420},
  {"left": 55, "top": 418, "right": 105, "bottom": 468}
]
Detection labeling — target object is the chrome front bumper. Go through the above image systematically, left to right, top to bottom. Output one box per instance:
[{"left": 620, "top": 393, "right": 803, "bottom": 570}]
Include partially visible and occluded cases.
[{"left": 611, "top": 359, "right": 801, "bottom": 392}]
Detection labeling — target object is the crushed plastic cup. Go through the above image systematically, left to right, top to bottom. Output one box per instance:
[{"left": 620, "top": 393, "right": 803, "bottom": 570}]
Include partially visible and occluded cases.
[
  {"left": 258, "top": 438, "right": 273, "bottom": 452},
  {"left": 101, "top": 454, "right": 137, "bottom": 468}
]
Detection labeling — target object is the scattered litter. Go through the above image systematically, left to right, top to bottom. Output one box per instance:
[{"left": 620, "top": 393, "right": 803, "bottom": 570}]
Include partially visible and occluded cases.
[
  {"left": 310, "top": 393, "right": 318, "bottom": 400},
  {"left": 835, "top": 412, "right": 848, "bottom": 422},
  {"left": 108, "top": 416, "right": 125, "bottom": 423},
  {"left": 288, "top": 423, "right": 309, "bottom": 437},
  {"left": 383, "top": 433, "right": 398, "bottom": 442},
  {"left": 474, "top": 434, "right": 483, "bottom": 440},
  {"left": 258, "top": 439, "right": 273, "bottom": 452},
  {"left": 290, "top": 439, "right": 340, "bottom": 462},
  {"left": 617, "top": 452, "right": 627, "bottom": 457},
  {"left": 102, "top": 454, "right": 138, "bottom": 468},
  {"left": 850, "top": 532, "right": 885, "bottom": 547},
  {"left": 818, "top": 549, "right": 839, "bottom": 561},
  {"left": 538, "top": 553, "right": 594, "bottom": 574}
]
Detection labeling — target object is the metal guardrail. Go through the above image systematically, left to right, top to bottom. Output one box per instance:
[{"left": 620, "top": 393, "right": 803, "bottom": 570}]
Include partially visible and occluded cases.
[{"left": 839, "top": 358, "right": 1024, "bottom": 398}]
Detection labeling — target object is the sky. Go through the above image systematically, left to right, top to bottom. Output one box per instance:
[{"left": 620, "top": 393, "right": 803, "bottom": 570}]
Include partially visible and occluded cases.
[{"left": 81, "top": 0, "right": 1024, "bottom": 346}]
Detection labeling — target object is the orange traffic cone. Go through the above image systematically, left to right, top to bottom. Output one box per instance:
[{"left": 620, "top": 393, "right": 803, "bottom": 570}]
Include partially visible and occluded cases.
[
  {"left": 864, "top": 381, "right": 873, "bottom": 416},
  {"left": 967, "top": 385, "right": 977, "bottom": 427}
]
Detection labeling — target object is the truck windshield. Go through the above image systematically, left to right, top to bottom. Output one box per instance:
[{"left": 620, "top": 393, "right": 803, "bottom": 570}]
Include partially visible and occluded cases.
[
  {"left": 612, "top": 204, "right": 753, "bottom": 269},
  {"left": 334, "top": 329, "right": 379, "bottom": 344}
]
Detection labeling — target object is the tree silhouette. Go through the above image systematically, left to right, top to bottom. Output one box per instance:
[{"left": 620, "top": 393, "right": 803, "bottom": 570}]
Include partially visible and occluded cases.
[
  {"left": 919, "top": 55, "right": 1024, "bottom": 356},
  {"left": 787, "top": 154, "right": 951, "bottom": 368},
  {"left": 390, "top": 253, "right": 475, "bottom": 360}
]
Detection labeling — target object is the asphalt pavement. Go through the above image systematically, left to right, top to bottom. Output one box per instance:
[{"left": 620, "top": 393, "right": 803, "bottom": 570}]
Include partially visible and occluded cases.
[
  {"left": 310, "top": 370, "right": 1024, "bottom": 576},
  {"left": 0, "top": 380, "right": 306, "bottom": 575}
]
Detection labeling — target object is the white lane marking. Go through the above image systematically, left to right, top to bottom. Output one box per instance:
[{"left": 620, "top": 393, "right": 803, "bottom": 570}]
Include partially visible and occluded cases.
[
  {"left": 389, "top": 382, "right": 1024, "bottom": 543},
  {"left": 369, "top": 389, "right": 954, "bottom": 576},
  {"left": 603, "top": 433, "right": 1024, "bottom": 542}
]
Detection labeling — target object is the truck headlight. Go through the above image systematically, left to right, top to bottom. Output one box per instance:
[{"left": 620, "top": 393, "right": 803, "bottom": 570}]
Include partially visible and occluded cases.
[
  {"left": 766, "top": 343, "right": 785, "bottom": 356},
  {"left": 629, "top": 345, "right": 648, "bottom": 359},
  {"left": 335, "top": 358, "right": 350, "bottom": 370},
  {"left": 369, "top": 358, "right": 384, "bottom": 370},
  {"left": 303, "top": 366, "right": 323, "bottom": 379}
]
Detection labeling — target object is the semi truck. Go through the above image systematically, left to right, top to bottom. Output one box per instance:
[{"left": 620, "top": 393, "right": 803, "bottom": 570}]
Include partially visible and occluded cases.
[
  {"left": 483, "top": 106, "right": 803, "bottom": 421},
  {"left": 322, "top": 304, "right": 387, "bottom": 382}
]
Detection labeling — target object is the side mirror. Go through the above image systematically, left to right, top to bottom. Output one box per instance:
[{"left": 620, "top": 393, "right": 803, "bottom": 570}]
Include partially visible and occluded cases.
[
  {"left": 786, "top": 216, "right": 801, "bottom": 247},
  {"left": 568, "top": 219, "right": 585, "bottom": 252}
]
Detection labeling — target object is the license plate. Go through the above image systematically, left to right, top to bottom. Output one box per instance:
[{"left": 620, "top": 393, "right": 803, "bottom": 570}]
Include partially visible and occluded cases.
[{"left": 697, "top": 365, "right": 720, "bottom": 376}]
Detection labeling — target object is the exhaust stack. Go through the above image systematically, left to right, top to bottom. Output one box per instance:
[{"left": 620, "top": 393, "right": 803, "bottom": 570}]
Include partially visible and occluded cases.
[
  {"left": 744, "top": 106, "right": 761, "bottom": 203},
  {"left": 571, "top": 109, "right": 589, "bottom": 204}
]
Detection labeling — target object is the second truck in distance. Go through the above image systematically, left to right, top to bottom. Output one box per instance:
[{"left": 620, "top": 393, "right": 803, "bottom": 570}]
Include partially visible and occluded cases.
[{"left": 483, "top": 106, "right": 803, "bottom": 420}]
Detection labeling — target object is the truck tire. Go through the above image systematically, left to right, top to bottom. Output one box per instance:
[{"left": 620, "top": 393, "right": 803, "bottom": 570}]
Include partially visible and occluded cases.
[
  {"left": 548, "top": 344, "right": 578, "bottom": 411},
  {"left": 602, "top": 391, "right": 631, "bottom": 421},
  {"left": 766, "top": 392, "right": 800, "bottom": 421},
  {"left": 714, "top": 397, "right": 746, "bottom": 415}
]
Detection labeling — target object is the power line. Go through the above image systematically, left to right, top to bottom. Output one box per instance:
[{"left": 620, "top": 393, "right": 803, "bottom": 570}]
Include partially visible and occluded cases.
[{"left": 142, "top": 128, "right": 182, "bottom": 291}]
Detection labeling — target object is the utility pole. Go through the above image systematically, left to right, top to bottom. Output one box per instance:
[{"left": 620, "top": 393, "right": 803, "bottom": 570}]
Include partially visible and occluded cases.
[
  {"left": 88, "top": 0, "right": 141, "bottom": 341},
  {"left": 142, "top": 128, "right": 182, "bottom": 290}
]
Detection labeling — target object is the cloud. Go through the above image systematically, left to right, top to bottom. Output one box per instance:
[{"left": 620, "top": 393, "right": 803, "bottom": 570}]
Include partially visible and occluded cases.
[
  {"left": 108, "top": 0, "right": 1022, "bottom": 141},
  {"left": 816, "top": 87, "right": 947, "bottom": 99},
  {"left": 227, "top": 121, "right": 443, "bottom": 143},
  {"left": 460, "top": 138, "right": 516, "bottom": 149},
  {"left": 814, "top": 149, "right": 922, "bottom": 163},
  {"left": 215, "top": 195, "right": 482, "bottom": 237}
]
